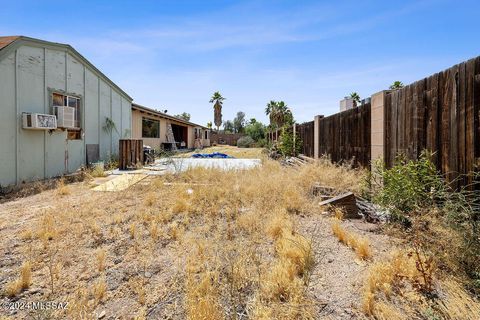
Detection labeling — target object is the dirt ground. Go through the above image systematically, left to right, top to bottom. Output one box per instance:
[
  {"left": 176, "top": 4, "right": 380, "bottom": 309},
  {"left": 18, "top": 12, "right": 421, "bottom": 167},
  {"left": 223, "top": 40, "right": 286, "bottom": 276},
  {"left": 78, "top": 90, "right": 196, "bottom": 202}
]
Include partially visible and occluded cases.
[{"left": 0, "top": 148, "right": 395, "bottom": 320}]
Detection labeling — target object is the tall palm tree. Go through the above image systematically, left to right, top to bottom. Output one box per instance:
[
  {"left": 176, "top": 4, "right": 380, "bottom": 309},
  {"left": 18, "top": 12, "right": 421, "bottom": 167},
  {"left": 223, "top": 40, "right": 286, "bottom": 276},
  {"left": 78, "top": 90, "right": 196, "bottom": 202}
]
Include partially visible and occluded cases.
[
  {"left": 209, "top": 91, "right": 225, "bottom": 131},
  {"left": 349, "top": 92, "right": 361, "bottom": 107},
  {"left": 265, "top": 100, "right": 293, "bottom": 128}
]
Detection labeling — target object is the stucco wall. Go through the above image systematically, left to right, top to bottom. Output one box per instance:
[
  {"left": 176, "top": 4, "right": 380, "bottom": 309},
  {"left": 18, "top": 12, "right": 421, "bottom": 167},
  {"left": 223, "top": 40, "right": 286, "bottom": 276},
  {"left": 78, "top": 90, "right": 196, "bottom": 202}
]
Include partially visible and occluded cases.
[
  {"left": 0, "top": 43, "right": 131, "bottom": 186},
  {"left": 131, "top": 109, "right": 210, "bottom": 150}
]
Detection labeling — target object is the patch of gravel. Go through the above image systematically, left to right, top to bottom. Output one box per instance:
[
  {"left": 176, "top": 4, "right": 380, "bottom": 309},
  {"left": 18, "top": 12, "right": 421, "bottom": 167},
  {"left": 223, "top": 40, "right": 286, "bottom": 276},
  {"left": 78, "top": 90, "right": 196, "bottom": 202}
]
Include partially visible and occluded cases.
[{"left": 297, "top": 213, "right": 394, "bottom": 319}]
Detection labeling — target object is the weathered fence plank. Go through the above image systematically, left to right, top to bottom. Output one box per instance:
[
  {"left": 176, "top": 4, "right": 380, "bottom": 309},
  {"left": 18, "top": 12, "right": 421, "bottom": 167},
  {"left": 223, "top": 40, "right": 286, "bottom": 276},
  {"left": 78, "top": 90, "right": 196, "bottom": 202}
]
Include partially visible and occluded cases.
[
  {"left": 384, "top": 57, "right": 479, "bottom": 188},
  {"left": 317, "top": 103, "right": 371, "bottom": 167},
  {"left": 296, "top": 121, "right": 314, "bottom": 157}
]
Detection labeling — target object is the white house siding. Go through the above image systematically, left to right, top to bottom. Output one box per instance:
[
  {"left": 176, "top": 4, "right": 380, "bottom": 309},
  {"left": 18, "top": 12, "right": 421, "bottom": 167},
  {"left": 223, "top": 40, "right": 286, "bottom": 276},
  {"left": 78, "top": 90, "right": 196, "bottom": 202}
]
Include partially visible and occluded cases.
[
  {"left": 0, "top": 41, "right": 131, "bottom": 186},
  {"left": 0, "top": 51, "right": 17, "bottom": 186}
]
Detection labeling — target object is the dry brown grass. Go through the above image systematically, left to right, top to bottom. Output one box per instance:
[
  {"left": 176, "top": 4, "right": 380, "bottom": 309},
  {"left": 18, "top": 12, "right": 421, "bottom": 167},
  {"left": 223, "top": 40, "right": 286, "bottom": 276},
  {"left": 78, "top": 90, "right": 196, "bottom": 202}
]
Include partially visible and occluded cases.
[
  {"left": 2, "top": 150, "right": 477, "bottom": 319},
  {"left": 0, "top": 154, "right": 387, "bottom": 319},
  {"left": 56, "top": 178, "right": 71, "bottom": 196},
  {"left": 332, "top": 218, "right": 372, "bottom": 260},
  {"left": 96, "top": 249, "right": 106, "bottom": 272},
  {"left": 359, "top": 249, "right": 476, "bottom": 319},
  {"left": 4, "top": 261, "right": 32, "bottom": 297},
  {"left": 19, "top": 261, "right": 32, "bottom": 290},
  {"left": 93, "top": 276, "right": 107, "bottom": 304},
  {"left": 438, "top": 278, "right": 480, "bottom": 320}
]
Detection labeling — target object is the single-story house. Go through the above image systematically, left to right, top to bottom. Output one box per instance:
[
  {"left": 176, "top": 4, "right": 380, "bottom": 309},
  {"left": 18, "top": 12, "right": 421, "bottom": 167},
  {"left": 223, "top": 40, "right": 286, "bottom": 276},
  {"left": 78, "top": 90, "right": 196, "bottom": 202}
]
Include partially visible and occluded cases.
[
  {"left": 0, "top": 36, "right": 133, "bottom": 187},
  {"left": 132, "top": 103, "right": 210, "bottom": 150}
]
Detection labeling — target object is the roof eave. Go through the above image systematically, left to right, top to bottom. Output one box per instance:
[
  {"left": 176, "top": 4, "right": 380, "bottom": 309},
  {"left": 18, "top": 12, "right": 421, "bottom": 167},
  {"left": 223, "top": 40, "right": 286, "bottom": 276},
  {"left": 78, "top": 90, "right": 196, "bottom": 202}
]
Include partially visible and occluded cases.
[{"left": 132, "top": 103, "right": 208, "bottom": 129}]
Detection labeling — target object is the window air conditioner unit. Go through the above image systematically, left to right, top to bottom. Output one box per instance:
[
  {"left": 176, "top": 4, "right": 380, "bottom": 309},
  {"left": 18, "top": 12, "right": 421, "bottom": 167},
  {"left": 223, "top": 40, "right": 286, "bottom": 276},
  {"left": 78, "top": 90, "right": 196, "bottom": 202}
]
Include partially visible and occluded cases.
[
  {"left": 53, "top": 106, "right": 76, "bottom": 128},
  {"left": 22, "top": 113, "right": 57, "bottom": 130}
]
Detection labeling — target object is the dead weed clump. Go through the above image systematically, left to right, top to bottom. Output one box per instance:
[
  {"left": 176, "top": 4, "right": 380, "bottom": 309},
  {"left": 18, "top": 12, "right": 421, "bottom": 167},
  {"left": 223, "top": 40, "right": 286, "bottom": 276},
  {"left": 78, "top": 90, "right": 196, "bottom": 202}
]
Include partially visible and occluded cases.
[
  {"left": 56, "top": 178, "right": 71, "bottom": 196},
  {"left": 331, "top": 218, "right": 372, "bottom": 260},
  {"left": 362, "top": 248, "right": 442, "bottom": 319},
  {"left": 4, "top": 261, "right": 32, "bottom": 297}
]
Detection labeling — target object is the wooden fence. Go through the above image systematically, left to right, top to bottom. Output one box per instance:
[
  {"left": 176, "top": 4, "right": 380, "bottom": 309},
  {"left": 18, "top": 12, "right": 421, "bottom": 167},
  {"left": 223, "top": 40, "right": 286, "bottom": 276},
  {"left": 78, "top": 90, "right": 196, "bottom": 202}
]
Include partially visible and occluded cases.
[
  {"left": 264, "top": 55, "right": 480, "bottom": 188},
  {"left": 384, "top": 57, "right": 480, "bottom": 187},
  {"left": 318, "top": 103, "right": 371, "bottom": 167},
  {"left": 296, "top": 121, "right": 315, "bottom": 157},
  {"left": 210, "top": 132, "right": 246, "bottom": 146},
  {"left": 119, "top": 139, "right": 143, "bottom": 170}
]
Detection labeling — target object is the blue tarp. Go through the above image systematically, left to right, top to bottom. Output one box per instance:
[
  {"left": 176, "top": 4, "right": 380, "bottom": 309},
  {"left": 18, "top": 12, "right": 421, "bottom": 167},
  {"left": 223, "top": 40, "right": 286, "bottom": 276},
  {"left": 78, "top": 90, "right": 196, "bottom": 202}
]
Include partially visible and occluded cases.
[{"left": 191, "top": 152, "right": 234, "bottom": 159}]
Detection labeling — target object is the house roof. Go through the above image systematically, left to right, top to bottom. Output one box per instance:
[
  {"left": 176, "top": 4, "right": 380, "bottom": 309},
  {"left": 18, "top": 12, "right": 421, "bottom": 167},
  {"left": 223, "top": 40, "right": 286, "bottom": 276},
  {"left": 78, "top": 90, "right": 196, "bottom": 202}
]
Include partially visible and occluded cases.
[
  {"left": 0, "top": 36, "right": 132, "bottom": 101},
  {"left": 0, "top": 36, "right": 20, "bottom": 50},
  {"left": 132, "top": 103, "right": 208, "bottom": 129}
]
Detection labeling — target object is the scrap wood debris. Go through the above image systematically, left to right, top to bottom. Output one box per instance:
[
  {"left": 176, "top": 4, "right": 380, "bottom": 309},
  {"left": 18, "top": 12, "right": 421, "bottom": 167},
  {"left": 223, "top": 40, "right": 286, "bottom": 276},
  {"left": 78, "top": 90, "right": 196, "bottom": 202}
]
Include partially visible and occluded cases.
[
  {"left": 281, "top": 155, "right": 314, "bottom": 167},
  {"left": 311, "top": 183, "right": 389, "bottom": 222}
]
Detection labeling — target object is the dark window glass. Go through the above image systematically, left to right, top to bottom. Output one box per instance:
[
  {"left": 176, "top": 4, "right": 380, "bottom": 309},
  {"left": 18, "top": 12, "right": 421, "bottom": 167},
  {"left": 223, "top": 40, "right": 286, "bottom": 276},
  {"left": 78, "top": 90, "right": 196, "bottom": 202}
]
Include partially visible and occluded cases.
[
  {"left": 52, "top": 93, "right": 64, "bottom": 106},
  {"left": 142, "top": 118, "right": 160, "bottom": 138}
]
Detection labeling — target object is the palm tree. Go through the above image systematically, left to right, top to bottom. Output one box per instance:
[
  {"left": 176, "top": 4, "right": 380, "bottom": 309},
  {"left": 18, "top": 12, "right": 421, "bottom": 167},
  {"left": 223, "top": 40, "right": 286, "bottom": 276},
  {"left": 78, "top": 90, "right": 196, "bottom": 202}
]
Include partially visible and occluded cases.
[
  {"left": 389, "top": 81, "right": 404, "bottom": 90},
  {"left": 209, "top": 91, "right": 225, "bottom": 131},
  {"left": 349, "top": 92, "right": 361, "bottom": 107},
  {"left": 265, "top": 100, "right": 293, "bottom": 128},
  {"left": 206, "top": 121, "right": 212, "bottom": 129}
]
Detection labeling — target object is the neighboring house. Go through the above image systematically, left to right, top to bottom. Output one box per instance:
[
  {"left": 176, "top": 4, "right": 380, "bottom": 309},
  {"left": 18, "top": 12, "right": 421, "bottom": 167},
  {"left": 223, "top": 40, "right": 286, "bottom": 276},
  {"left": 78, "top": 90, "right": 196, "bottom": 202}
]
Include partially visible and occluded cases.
[
  {"left": 0, "top": 36, "right": 133, "bottom": 187},
  {"left": 132, "top": 103, "right": 210, "bottom": 150}
]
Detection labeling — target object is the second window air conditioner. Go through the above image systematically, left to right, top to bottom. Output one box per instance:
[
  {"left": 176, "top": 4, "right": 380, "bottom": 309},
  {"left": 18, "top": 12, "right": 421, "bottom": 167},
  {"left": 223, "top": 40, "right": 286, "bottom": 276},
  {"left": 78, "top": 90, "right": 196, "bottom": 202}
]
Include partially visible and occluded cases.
[{"left": 53, "top": 106, "right": 76, "bottom": 128}]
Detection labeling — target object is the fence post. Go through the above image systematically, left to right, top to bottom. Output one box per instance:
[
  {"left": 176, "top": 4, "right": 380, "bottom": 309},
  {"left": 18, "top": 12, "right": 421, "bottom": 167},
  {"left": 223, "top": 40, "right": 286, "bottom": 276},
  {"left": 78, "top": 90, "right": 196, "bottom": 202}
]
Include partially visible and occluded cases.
[
  {"left": 371, "top": 91, "right": 388, "bottom": 172},
  {"left": 313, "top": 115, "right": 323, "bottom": 159},
  {"left": 293, "top": 123, "right": 296, "bottom": 155}
]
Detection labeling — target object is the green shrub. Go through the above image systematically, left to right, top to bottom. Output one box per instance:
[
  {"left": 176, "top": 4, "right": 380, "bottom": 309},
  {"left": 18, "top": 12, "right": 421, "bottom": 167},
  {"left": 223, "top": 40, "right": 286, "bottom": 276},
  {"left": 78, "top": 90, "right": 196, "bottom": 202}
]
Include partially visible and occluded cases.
[
  {"left": 245, "top": 121, "right": 266, "bottom": 141},
  {"left": 279, "top": 130, "right": 302, "bottom": 157},
  {"left": 237, "top": 136, "right": 255, "bottom": 148},
  {"left": 255, "top": 138, "right": 267, "bottom": 148},
  {"left": 371, "top": 151, "right": 480, "bottom": 294},
  {"left": 372, "top": 152, "right": 444, "bottom": 215}
]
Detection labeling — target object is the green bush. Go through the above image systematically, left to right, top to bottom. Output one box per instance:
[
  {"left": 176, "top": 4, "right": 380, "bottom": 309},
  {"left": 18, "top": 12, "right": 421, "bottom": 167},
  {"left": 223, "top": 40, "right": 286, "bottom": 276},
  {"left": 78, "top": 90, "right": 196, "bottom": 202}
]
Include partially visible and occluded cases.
[
  {"left": 245, "top": 121, "right": 266, "bottom": 141},
  {"left": 279, "top": 130, "right": 302, "bottom": 157},
  {"left": 237, "top": 136, "right": 255, "bottom": 148},
  {"left": 255, "top": 138, "right": 267, "bottom": 148},
  {"left": 371, "top": 151, "right": 480, "bottom": 293},
  {"left": 372, "top": 152, "right": 444, "bottom": 215}
]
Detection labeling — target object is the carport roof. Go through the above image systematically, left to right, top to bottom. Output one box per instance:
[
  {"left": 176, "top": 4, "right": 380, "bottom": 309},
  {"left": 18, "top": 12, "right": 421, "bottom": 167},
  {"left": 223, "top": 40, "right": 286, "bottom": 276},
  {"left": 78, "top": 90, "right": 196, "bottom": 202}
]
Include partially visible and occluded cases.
[{"left": 132, "top": 103, "right": 208, "bottom": 129}]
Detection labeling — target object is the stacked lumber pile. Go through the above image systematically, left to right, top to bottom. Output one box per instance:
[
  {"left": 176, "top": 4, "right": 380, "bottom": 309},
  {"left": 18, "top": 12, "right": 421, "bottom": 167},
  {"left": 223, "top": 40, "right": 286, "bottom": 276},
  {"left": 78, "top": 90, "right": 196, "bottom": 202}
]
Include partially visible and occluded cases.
[{"left": 281, "top": 155, "right": 315, "bottom": 167}]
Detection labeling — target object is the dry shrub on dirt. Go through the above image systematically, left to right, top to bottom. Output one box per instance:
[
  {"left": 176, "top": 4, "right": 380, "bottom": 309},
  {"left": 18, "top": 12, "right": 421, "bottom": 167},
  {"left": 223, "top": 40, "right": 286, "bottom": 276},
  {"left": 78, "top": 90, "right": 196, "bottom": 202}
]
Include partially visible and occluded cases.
[
  {"left": 56, "top": 178, "right": 71, "bottom": 196},
  {"left": 331, "top": 218, "right": 372, "bottom": 260},
  {"left": 361, "top": 247, "right": 479, "bottom": 319},
  {"left": 96, "top": 248, "right": 106, "bottom": 272},
  {"left": 4, "top": 261, "right": 32, "bottom": 297},
  {"left": 93, "top": 276, "right": 107, "bottom": 304},
  {"left": 437, "top": 278, "right": 480, "bottom": 319}
]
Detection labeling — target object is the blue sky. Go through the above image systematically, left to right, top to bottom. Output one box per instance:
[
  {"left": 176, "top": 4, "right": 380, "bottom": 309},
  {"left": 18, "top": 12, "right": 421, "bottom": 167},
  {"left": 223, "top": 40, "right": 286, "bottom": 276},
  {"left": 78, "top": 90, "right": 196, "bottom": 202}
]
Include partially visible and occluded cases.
[{"left": 2, "top": 0, "right": 480, "bottom": 125}]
